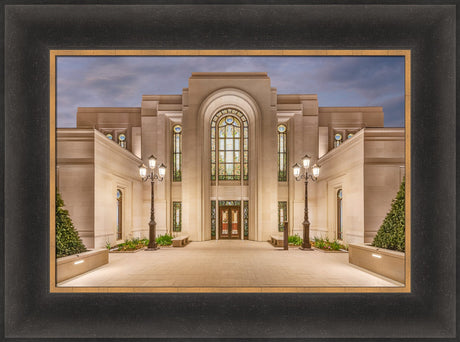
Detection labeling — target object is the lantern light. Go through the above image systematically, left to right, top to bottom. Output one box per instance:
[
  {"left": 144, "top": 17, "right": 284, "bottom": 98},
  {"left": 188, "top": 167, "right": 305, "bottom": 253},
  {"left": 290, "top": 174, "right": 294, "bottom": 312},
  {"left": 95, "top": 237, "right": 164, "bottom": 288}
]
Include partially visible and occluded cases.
[
  {"left": 302, "top": 154, "right": 311, "bottom": 169},
  {"left": 148, "top": 155, "right": 157, "bottom": 169},
  {"left": 158, "top": 163, "right": 167, "bottom": 178},
  {"left": 293, "top": 163, "right": 301, "bottom": 178},
  {"left": 139, "top": 164, "right": 147, "bottom": 178},
  {"left": 312, "top": 164, "right": 320, "bottom": 178}
]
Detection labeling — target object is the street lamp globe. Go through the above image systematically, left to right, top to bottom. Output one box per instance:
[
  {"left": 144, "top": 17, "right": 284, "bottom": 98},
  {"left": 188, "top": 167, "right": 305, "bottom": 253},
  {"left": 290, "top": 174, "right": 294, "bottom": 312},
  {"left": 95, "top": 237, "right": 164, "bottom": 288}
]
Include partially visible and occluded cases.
[
  {"left": 302, "top": 154, "right": 311, "bottom": 168},
  {"left": 148, "top": 155, "right": 157, "bottom": 169},
  {"left": 158, "top": 163, "right": 167, "bottom": 178},
  {"left": 293, "top": 163, "right": 301, "bottom": 178},
  {"left": 139, "top": 164, "right": 147, "bottom": 178},
  {"left": 312, "top": 164, "right": 320, "bottom": 178}
]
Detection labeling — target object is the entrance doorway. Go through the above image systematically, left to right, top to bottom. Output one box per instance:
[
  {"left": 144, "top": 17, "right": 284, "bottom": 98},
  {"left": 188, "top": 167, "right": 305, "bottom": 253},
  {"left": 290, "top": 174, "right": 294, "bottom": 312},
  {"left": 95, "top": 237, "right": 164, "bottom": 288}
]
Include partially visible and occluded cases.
[{"left": 219, "top": 206, "right": 240, "bottom": 239}]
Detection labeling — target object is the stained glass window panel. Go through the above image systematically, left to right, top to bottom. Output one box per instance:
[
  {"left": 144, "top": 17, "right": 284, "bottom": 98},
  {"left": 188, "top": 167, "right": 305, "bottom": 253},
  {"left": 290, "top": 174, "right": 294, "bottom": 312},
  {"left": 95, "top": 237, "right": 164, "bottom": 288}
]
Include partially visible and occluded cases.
[
  {"left": 173, "top": 125, "right": 182, "bottom": 181},
  {"left": 226, "top": 125, "right": 233, "bottom": 136},
  {"left": 278, "top": 125, "right": 287, "bottom": 181},
  {"left": 226, "top": 139, "right": 233, "bottom": 150},
  {"left": 219, "top": 152, "right": 225, "bottom": 163},
  {"left": 226, "top": 164, "right": 233, "bottom": 175},
  {"left": 211, "top": 201, "right": 216, "bottom": 238},
  {"left": 243, "top": 201, "right": 249, "bottom": 238},
  {"left": 278, "top": 201, "right": 288, "bottom": 232},
  {"left": 173, "top": 202, "right": 182, "bottom": 232}
]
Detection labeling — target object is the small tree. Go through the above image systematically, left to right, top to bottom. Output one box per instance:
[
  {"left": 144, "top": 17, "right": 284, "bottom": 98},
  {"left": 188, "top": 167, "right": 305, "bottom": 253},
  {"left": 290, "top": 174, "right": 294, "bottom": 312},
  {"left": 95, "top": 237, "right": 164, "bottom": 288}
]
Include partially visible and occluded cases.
[
  {"left": 371, "top": 179, "right": 405, "bottom": 252},
  {"left": 56, "top": 191, "right": 87, "bottom": 258}
]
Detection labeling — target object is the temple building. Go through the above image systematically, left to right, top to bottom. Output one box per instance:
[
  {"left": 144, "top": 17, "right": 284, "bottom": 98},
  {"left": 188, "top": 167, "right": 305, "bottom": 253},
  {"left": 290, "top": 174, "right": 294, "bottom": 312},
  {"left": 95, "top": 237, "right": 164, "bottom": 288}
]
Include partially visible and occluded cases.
[{"left": 56, "top": 72, "right": 405, "bottom": 249}]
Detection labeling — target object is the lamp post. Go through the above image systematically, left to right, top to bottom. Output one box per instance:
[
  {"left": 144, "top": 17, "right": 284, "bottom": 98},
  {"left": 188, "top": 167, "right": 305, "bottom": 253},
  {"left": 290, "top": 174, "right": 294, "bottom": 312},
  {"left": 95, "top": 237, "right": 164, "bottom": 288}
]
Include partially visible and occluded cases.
[
  {"left": 293, "top": 154, "right": 320, "bottom": 250},
  {"left": 139, "top": 155, "right": 166, "bottom": 250}
]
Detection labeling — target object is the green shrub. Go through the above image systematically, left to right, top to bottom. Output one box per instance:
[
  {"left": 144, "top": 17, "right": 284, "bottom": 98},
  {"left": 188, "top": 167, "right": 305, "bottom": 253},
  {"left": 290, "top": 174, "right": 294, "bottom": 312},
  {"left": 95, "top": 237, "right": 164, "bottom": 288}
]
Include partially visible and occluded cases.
[
  {"left": 372, "top": 179, "right": 405, "bottom": 252},
  {"left": 56, "top": 192, "right": 87, "bottom": 258},
  {"left": 156, "top": 234, "right": 173, "bottom": 246},
  {"left": 288, "top": 234, "right": 303, "bottom": 245},
  {"left": 313, "top": 236, "right": 346, "bottom": 251},
  {"left": 116, "top": 238, "right": 149, "bottom": 251},
  {"left": 330, "top": 240, "right": 341, "bottom": 251}
]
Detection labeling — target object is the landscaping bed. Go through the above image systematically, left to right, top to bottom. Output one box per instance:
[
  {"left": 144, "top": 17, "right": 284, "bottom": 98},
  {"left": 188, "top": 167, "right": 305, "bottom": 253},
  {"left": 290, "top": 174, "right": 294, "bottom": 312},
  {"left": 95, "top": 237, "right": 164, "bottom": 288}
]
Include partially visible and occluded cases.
[
  {"left": 108, "top": 235, "right": 174, "bottom": 252},
  {"left": 311, "top": 237, "right": 348, "bottom": 253}
]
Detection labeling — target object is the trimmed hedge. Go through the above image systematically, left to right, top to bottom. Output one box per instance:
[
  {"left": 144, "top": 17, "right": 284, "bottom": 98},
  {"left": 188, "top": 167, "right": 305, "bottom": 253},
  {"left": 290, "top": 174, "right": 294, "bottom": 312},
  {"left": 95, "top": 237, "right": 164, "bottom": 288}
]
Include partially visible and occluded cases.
[
  {"left": 371, "top": 179, "right": 405, "bottom": 252},
  {"left": 56, "top": 192, "right": 87, "bottom": 258}
]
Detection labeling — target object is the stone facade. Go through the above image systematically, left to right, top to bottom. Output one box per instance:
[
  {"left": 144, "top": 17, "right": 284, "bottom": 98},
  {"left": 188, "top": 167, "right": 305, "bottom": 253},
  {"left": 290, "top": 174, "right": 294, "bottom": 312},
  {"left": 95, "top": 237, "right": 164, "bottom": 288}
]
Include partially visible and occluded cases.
[{"left": 56, "top": 72, "right": 405, "bottom": 248}]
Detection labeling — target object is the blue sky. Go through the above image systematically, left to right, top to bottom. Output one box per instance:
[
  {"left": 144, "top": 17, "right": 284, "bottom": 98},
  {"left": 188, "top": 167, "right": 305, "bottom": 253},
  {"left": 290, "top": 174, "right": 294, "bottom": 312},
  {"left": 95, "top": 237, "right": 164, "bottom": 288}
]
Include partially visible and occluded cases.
[{"left": 57, "top": 56, "right": 405, "bottom": 127}]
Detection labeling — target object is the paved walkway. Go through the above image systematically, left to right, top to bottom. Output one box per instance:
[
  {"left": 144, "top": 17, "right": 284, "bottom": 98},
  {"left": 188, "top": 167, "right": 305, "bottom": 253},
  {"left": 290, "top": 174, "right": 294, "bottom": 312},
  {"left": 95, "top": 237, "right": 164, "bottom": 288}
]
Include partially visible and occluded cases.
[{"left": 59, "top": 240, "right": 402, "bottom": 288}]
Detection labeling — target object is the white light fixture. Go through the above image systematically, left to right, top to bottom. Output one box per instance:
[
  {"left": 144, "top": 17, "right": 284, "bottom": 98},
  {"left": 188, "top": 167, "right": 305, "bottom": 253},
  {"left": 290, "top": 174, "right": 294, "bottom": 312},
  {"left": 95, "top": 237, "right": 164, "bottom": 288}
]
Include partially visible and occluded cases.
[
  {"left": 302, "top": 154, "right": 311, "bottom": 168},
  {"left": 148, "top": 155, "right": 157, "bottom": 169},
  {"left": 158, "top": 163, "right": 167, "bottom": 178},
  {"left": 292, "top": 163, "right": 301, "bottom": 178},
  {"left": 139, "top": 164, "right": 147, "bottom": 178},
  {"left": 312, "top": 164, "right": 320, "bottom": 178},
  {"left": 372, "top": 253, "right": 382, "bottom": 259},
  {"left": 74, "top": 260, "right": 84, "bottom": 265}
]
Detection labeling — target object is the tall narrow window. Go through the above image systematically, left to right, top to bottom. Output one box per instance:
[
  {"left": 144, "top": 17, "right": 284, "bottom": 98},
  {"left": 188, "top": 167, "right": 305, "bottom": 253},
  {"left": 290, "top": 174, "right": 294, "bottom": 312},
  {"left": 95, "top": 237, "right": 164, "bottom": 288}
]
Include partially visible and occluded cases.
[
  {"left": 211, "top": 109, "right": 248, "bottom": 181},
  {"left": 278, "top": 124, "right": 287, "bottom": 181},
  {"left": 173, "top": 125, "right": 182, "bottom": 181},
  {"left": 118, "top": 133, "right": 127, "bottom": 149},
  {"left": 334, "top": 133, "right": 343, "bottom": 148},
  {"left": 116, "top": 189, "right": 123, "bottom": 240},
  {"left": 337, "top": 189, "right": 343, "bottom": 240},
  {"left": 243, "top": 200, "right": 249, "bottom": 239},
  {"left": 211, "top": 201, "right": 216, "bottom": 239},
  {"left": 278, "top": 201, "right": 288, "bottom": 232},
  {"left": 173, "top": 202, "right": 182, "bottom": 232}
]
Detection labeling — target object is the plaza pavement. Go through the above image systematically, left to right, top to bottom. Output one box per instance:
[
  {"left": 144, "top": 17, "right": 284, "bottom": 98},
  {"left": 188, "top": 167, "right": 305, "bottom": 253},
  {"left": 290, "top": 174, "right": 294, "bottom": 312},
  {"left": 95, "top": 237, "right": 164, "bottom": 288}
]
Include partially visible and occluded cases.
[{"left": 59, "top": 240, "right": 402, "bottom": 288}]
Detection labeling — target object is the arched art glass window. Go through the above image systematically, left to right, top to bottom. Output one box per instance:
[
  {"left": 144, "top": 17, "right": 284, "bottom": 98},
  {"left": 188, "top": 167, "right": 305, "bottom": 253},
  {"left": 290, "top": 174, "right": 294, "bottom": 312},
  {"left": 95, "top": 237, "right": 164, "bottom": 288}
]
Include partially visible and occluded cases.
[
  {"left": 210, "top": 109, "right": 248, "bottom": 181},
  {"left": 278, "top": 124, "right": 287, "bottom": 181},
  {"left": 172, "top": 125, "right": 182, "bottom": 182},
  {"left": 106, "top": 133, "right": 113, "bottom": 140},
  {"left": 118, "top": 133, "right": 126, "bottom": 149},
  {"left": 334, "top": 133, "right": 343, "bottom": 148},
  {"left": 347, "top": 133, "right": 354, "bottom": 139},
  {"left": 116, "top": 189, "right": 123, "bottom": 240},
  {"left": 337, "top": 189, "right": 343, "bottom": 240}
]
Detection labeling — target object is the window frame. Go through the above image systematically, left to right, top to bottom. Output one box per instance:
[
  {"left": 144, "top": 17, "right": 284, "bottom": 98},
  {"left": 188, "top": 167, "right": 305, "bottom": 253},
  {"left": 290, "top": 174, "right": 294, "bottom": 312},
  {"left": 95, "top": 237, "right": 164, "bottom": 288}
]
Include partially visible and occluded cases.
[
  {"left": 211, "top": 109, "right": 248, "bottom": 181},
  {"left": 172, "top": 124, "right": 182, "bottom": 182},
  {"left": 277, "top": 124, "right": 288, "bottom": 181}
]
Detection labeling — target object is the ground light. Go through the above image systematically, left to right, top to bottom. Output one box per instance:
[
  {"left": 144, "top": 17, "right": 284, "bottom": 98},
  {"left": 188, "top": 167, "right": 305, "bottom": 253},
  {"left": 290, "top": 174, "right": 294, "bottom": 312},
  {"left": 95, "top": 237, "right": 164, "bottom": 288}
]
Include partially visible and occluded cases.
[
  {"left": 292, "top": 154, "right": 320, "bottom": 250},
  {"left": 139, "top": 155, "right": 167, "bottom": 250}
]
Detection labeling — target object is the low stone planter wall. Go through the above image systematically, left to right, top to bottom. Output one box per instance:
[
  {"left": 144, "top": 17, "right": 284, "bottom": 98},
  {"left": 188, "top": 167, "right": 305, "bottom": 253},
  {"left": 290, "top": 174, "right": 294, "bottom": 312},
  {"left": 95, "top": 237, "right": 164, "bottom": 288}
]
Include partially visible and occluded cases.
[
  {"left": 349, "top": 243, "right": 405, "bottom": 283},
  {"left": 57, "top": 249, "right": 109, "bottom": 283}
]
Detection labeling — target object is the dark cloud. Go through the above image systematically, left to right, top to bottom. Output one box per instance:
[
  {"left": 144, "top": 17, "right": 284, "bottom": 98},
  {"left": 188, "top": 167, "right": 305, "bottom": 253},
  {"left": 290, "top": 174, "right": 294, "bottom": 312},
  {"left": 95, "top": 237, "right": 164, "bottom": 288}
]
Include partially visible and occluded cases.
[{"left": 57, "top": 56, "right": 405, "bottom": 128}]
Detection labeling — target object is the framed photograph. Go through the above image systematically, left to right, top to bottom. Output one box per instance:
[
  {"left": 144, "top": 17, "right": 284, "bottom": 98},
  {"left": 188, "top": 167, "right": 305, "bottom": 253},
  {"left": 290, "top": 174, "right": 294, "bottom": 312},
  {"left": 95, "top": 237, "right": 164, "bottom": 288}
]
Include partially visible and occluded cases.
[
  {"left": 3, "top": 2, "right": 456, "bottom": 340},
  {"left": 50, "top": 50, "right": 410, "bottom": 294}
]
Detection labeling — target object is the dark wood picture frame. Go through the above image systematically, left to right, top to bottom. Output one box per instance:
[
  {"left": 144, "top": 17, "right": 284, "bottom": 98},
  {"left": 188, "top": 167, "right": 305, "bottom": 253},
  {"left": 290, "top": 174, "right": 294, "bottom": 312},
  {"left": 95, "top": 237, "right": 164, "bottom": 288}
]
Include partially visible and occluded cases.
[{"left": 2, "top": 2, "right": 456, "bottom": 340}]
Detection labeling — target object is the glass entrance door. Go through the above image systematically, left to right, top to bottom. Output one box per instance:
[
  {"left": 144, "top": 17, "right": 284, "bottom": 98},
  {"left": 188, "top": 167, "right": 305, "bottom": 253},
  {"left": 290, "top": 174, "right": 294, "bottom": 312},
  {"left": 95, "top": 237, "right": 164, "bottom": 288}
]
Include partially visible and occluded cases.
[{"left": 219, "top": 206, "right": 240, "bottom": 239}]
